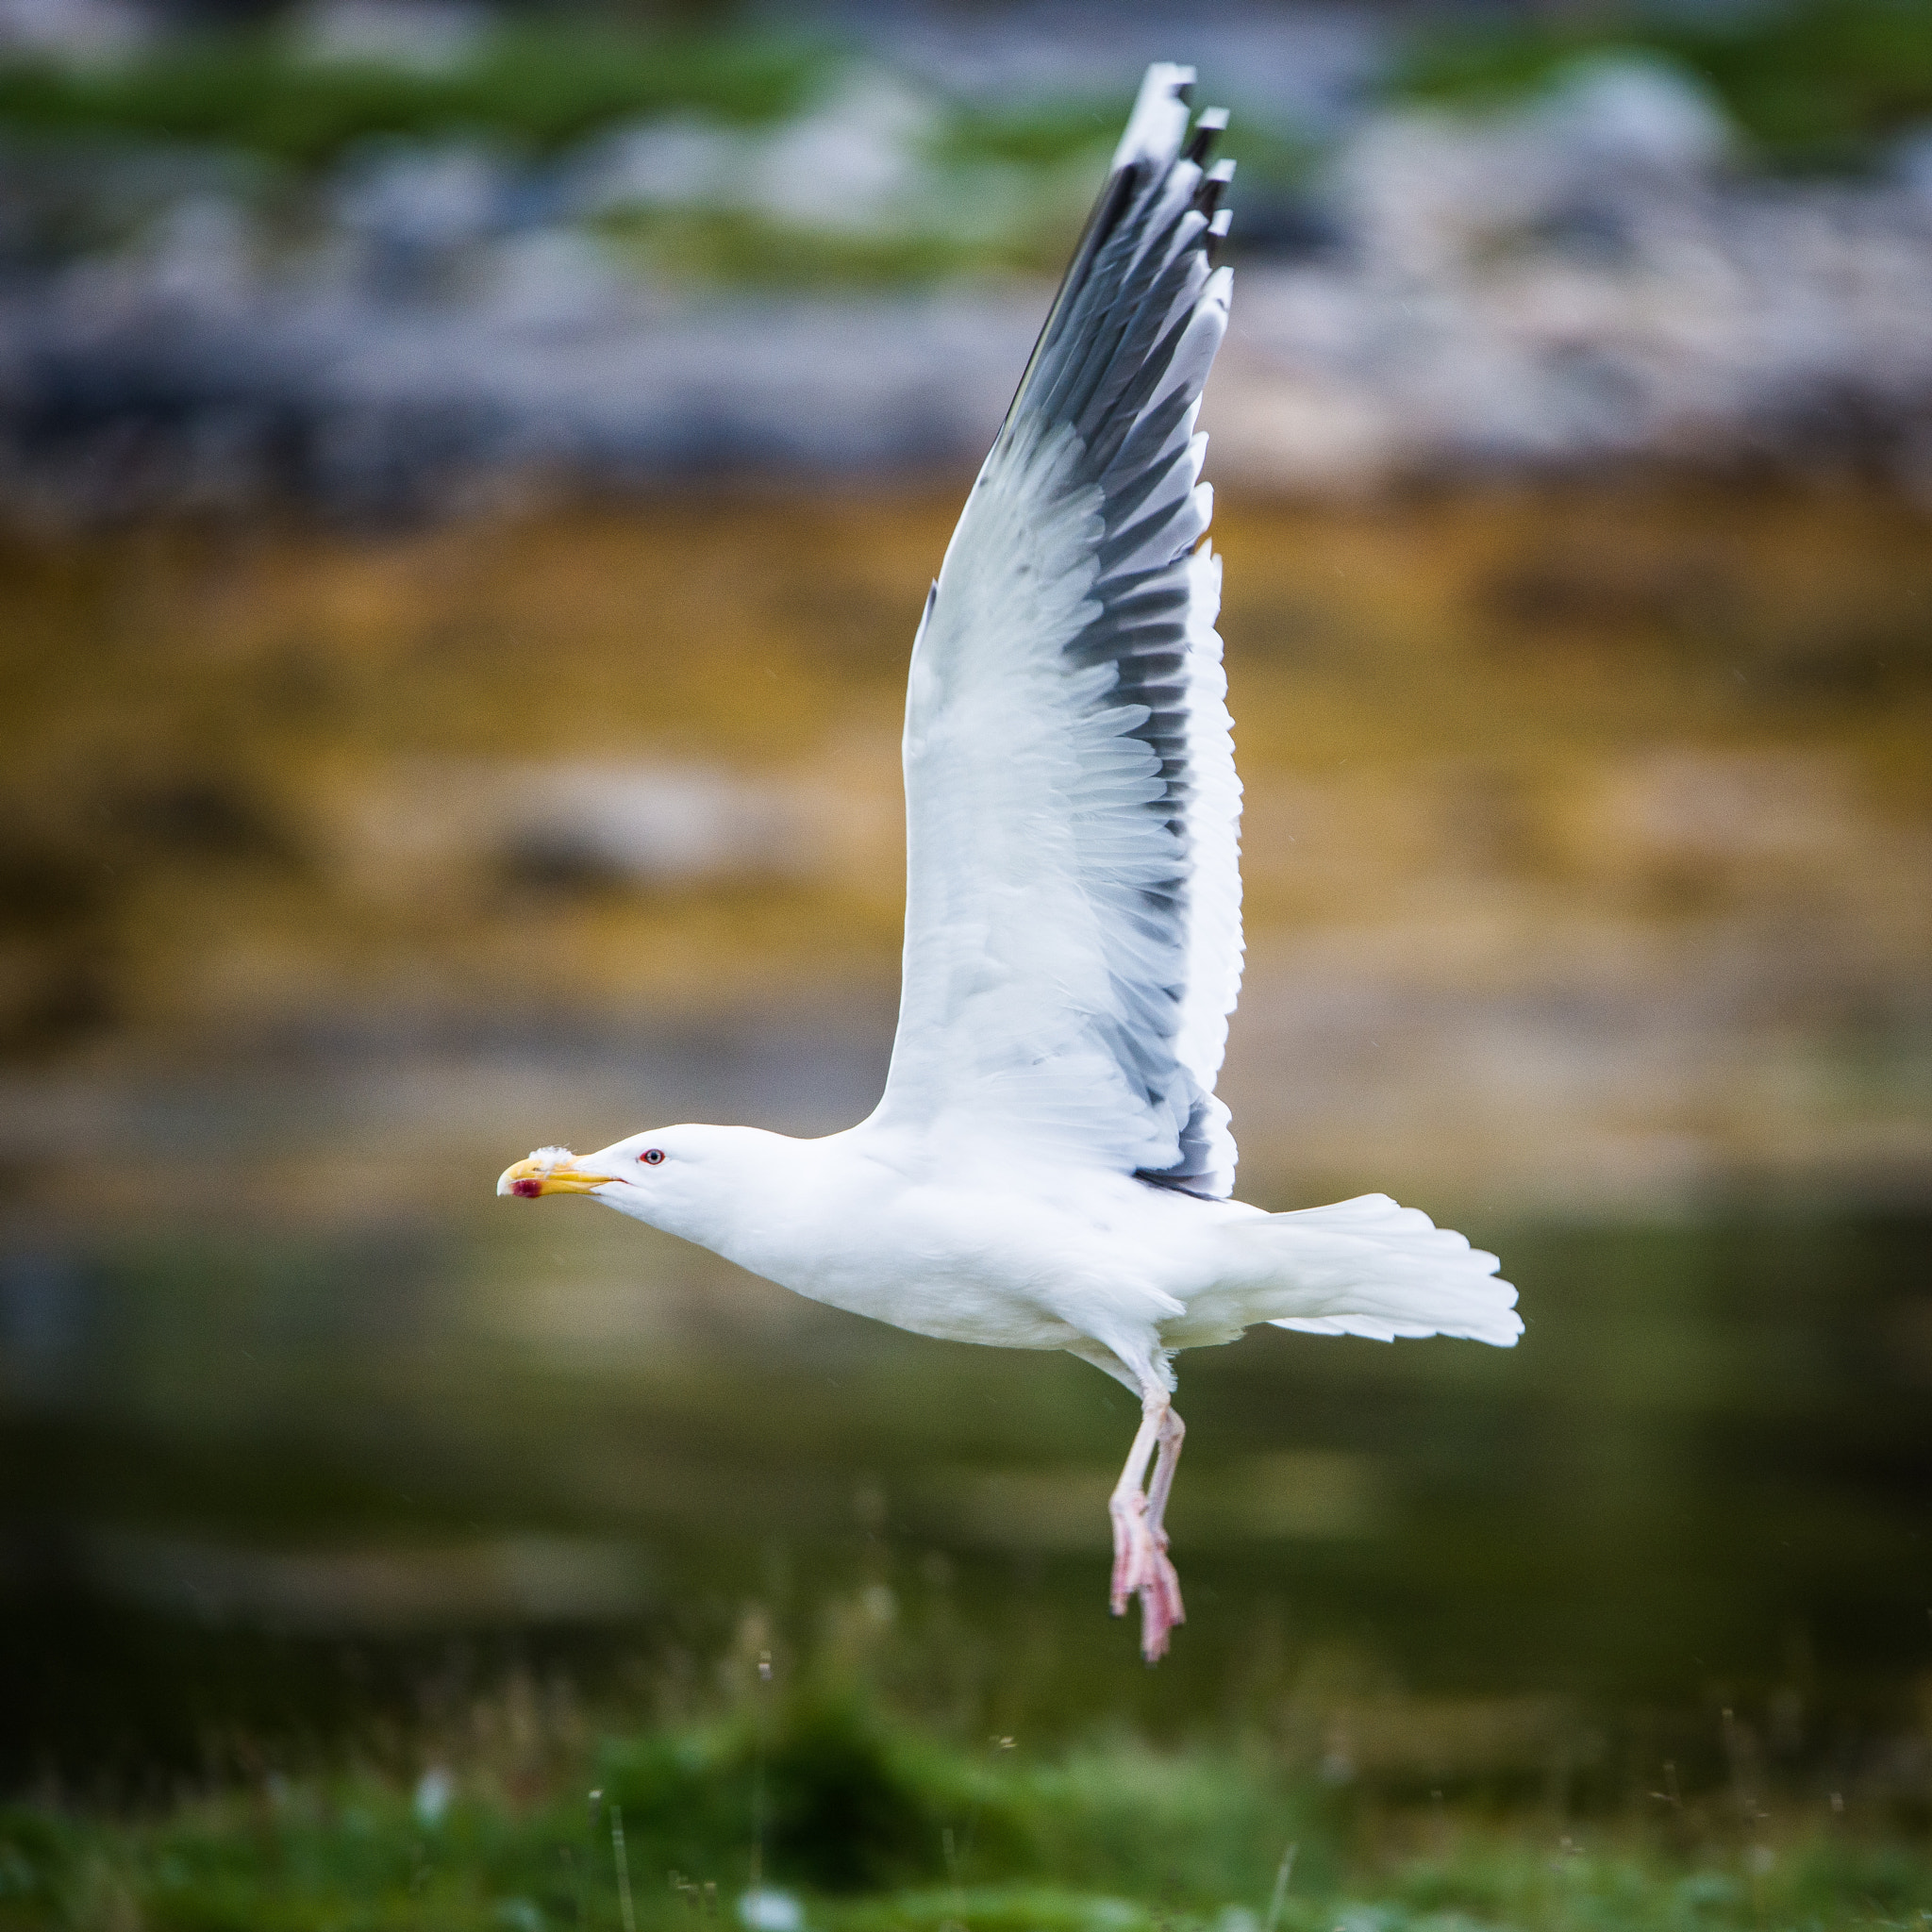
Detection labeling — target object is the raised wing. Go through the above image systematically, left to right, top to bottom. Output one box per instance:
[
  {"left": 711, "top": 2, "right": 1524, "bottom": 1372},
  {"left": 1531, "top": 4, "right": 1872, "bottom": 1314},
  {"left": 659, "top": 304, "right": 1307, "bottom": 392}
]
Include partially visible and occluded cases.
[{"left": 871, "top": 64, "right": 1243, "bottom": 1196}]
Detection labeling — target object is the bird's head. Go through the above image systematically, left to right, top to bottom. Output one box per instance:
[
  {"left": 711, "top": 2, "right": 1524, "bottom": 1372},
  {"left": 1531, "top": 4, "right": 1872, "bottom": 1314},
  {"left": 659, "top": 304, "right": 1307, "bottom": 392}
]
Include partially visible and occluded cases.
[{"left": 495, "top": 1124, "right": 786, "bottom": 1245}]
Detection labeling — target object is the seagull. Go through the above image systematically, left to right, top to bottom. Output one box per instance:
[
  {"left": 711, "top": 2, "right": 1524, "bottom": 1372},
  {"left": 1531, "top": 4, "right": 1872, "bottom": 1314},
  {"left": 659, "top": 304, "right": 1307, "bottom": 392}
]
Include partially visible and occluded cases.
[{"left": 498, "top": 65, "right": 1521, "bottom": 1663}]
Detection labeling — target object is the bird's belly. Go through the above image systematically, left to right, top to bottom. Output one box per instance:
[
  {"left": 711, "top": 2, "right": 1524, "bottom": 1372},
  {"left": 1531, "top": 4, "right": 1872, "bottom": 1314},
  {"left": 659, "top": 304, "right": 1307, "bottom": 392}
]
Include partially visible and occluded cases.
[
  {"left": 724, "top": 1179, "right": 1187, "bottom": 1354},
  {"left": 775, "top": 1253, "right": 1081, "bottom": 1351}
]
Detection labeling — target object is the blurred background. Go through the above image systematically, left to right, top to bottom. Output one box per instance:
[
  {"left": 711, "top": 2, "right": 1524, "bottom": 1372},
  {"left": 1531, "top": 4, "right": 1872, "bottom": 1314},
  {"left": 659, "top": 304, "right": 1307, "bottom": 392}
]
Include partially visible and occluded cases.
[{"left": 0, "top": 0, "right": 1929, "bottom": 1865}]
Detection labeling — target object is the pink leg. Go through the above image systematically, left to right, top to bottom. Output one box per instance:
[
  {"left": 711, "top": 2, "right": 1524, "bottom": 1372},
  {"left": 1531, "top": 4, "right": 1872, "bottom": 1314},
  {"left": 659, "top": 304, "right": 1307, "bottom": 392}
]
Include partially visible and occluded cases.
[
  {"left": 1108, "top": 1388, "right": 1188, "bottom": 1663},
  {"left": 1108, "top": 1398, "right": 1162, "bottom": 1614},
  {"left": 1138, "top": 1406, "right": 1186, "bottom": 1657},
  {"left": 1145, "top": 1406, "right": 1186, "bottom": 1541}
]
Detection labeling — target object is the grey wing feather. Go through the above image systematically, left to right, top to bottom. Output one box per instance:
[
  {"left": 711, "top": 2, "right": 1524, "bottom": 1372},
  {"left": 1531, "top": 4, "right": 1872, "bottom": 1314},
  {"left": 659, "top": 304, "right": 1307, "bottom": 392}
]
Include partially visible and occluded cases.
[{"left": 874, "top": 64, "right": 1244, "bottom": 1197}]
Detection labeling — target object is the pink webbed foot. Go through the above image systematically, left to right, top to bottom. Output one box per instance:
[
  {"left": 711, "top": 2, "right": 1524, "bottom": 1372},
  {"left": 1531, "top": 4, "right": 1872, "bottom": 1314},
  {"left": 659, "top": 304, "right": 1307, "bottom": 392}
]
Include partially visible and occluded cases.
[
  {"left": 1109, "top": 1491, "right": 1186, "bottom": 1661},
  {"left": 1132, "top": 1524, "right": 1184, "bottom": 1662}
]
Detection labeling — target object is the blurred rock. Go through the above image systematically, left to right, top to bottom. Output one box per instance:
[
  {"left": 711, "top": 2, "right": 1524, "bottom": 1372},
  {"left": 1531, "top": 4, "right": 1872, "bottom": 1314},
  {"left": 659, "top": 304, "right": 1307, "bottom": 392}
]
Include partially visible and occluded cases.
[
  {"left": 0, "top": 0, "right": 147, "bottom": 62},
  {"left": 290, "top": 0, "right": 488, "bottom": 75},
  {"left": 5, "top": 45, "right": 1932, "bottom": 513},
  {"left": 1534, "top": 53, "right": 1733, "bottom": 176},
  {"left": 1333, "top": 57, "right": 1734, "bottom": 286},
  {"left": 1208, "top": 62, "right": 1932, "bottom": 495},
  {"left": 741, "top": 69, "right": 940, "bottom": 233},
  {"left": 567, "top": 72, "right": 1030, "bottom": 244},
  {"left": 571, "top": 116, "right": 756, "bottom": 215},
  {"left": 331, "top": 142, "right": 516, "bottom": 299},
  {"left": 131, "top": 192, "right": 258, "bottom": 309},
  {"left": 476, "top": 227, "right": 625, "bottom": 329},
  {"left": 0, "top": 260, "right": 1043, "bottom": 518},
  {"left": 338, "top": 759, "right": 901, "bottom": 904},
  {"left": 495, "top": 763, "right": 815, "bottom": 891}
]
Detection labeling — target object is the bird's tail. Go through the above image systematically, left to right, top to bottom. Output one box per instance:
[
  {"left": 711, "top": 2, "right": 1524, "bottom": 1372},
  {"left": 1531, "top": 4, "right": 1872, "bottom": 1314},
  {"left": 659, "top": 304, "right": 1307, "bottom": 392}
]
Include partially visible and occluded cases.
[{"left": 1214, "top": 1193, "right": 1521, "bottom": 1347}]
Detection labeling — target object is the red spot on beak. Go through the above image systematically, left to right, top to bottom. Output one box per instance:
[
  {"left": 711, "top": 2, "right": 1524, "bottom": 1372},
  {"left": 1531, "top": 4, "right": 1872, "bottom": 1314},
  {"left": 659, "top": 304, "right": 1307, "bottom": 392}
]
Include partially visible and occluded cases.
[{"left": 510, "top": 1177, "right": 544, "bottom": 1198}]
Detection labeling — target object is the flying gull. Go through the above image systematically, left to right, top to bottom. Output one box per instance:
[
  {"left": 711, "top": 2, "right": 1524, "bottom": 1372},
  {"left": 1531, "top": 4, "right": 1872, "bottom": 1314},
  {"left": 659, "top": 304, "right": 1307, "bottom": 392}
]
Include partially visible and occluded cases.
[{"left": 499, "top": 65, "right": 1521, "bottom": 1663}]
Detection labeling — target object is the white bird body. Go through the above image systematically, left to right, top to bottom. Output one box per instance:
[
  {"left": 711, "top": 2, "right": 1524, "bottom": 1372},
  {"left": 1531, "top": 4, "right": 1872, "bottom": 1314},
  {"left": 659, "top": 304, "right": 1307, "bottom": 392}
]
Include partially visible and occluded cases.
[
  {"left": 500, "top": 66, "right": 1520, "bottom": 1659},
  {"left": 581, "top": 1124, "right": 1513, "bottom": 1367},
  {"left": 597, "top": 1124, "right": 1226, "bottom": 1352}
]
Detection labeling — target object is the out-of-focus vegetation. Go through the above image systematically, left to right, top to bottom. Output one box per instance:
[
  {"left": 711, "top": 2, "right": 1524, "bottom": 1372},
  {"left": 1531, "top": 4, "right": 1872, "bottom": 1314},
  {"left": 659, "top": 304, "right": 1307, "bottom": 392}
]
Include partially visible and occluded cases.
[
  {"left": 1393, "top": 0, "right": 1932, "bottom": 171},
  {"left": 4, "top": 1, "right": 1927, "bottom": 183},
  {"left": 0, "top": 19, "right": 1326, "bottom": 294},
  {"left": 0, "top": 20, "right": 1309, "bottom": 176},
  {"left": 0, "top": 22, "right": 1164, "bottom": 290},
  {"left": 0, "top": 24, "right": 834, "bottom": 165},
  {"left": 928, "top": 97, "right": 1124, "bottom": 173},
  {"left": 929, "top": 98, "right": 1314, "bottom": 196},
  {"left": 590, "top": 203, "right": 1061, "bottom": 289},
  {"left": 3, "top": 1669, "right": 1927, "bottom": 1932}
]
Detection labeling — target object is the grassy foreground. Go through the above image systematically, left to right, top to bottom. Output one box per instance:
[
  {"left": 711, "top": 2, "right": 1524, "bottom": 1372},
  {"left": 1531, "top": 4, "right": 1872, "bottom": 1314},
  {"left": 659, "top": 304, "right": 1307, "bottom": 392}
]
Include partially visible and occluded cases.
[{"left": 6, "top": 1676, "right": 1928, "bottom": 1932}]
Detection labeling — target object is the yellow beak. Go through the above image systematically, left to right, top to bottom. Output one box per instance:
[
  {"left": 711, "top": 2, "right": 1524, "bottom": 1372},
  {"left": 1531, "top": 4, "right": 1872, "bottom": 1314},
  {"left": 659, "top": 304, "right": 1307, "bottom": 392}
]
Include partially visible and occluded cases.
[{"left": 496, "top": 1156, "right": 619, "bottom": 1199}]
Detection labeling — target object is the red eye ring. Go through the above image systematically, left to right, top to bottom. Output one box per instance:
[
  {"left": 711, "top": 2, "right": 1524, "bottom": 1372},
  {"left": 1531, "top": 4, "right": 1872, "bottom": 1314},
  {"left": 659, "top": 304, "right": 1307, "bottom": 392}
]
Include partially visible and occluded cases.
[{"left": 641, "top": 1148, "right": 666, "bottom": 1166}]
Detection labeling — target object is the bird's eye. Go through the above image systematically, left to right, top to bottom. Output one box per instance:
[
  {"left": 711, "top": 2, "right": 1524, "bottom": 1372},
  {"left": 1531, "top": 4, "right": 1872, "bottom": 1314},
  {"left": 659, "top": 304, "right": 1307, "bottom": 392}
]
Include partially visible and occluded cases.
[{"left": 641, "top": 1148, "right": 666, "bottom": 1166}]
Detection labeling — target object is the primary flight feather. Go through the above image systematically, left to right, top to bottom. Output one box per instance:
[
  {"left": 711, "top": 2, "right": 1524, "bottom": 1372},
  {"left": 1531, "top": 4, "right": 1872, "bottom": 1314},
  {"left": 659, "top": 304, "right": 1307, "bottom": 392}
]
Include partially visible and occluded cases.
[{"left": 498, "top": 65, "right": 1520, "bottom": 1663}]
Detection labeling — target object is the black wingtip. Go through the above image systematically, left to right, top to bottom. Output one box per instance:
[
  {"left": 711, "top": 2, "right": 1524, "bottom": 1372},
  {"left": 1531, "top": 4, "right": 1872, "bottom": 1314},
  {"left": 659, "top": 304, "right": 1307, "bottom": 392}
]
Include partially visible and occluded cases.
[
  {"left": 1184, "top": 108, "right": 1229, "bottom": 167},
  {"left": 1192, "top": 158, "right": 1236, "bottom": 218},
  {"left": 1205, "top": 206, "right": 1233, "bottom": 267}
]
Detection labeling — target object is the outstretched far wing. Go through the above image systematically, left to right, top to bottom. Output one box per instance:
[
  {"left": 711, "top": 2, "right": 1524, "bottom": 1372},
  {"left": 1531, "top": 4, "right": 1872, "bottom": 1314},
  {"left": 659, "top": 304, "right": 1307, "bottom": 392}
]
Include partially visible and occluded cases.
[{"left": 870, "top": 65, "right": 1243, "bottom": 1196}]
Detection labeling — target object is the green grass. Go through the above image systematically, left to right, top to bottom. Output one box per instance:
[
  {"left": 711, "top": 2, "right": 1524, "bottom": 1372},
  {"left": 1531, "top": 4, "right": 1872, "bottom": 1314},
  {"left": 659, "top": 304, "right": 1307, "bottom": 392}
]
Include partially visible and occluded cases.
[
  {"left": 1391, "top": 0, "right": 1932, "bottom": 171},
  {"left": 8, "top": 2, "right": 1929, "bottom": 188},
  {"left": 0, "top": 23, "right": 1320, "bottom": 216},
  {"left": 0, "top": 24, "right": 834, "bottom": 167},
  {"left": 0, "top": 26, "right": 1316, "bottom": 291},
  {"left": 581, "top": 95, "right": 1317, "bottom": 289},
  {"left": 926, "top": 96, "right": 1126, "bottom": 173},
  {"left": 590, "top": 205, "right": 1072, "bottom": 289},
  {"left": 5, "top": 1678, "right": 1929, "bottom": 1932}
]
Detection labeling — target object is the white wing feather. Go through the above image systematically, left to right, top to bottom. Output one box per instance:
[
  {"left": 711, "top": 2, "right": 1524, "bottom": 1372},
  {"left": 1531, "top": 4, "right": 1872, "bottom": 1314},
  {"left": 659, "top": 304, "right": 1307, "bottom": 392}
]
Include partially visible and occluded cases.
[{"left": 870, "top": 65, "right": 1244, "bottom": 1196}]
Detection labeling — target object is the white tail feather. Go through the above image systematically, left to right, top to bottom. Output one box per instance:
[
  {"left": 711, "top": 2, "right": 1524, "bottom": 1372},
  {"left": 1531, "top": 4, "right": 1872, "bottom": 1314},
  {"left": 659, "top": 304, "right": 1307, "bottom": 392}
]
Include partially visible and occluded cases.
[{"left": 1214, "top": 1193, "right": 1521, "bottom": 1348}]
